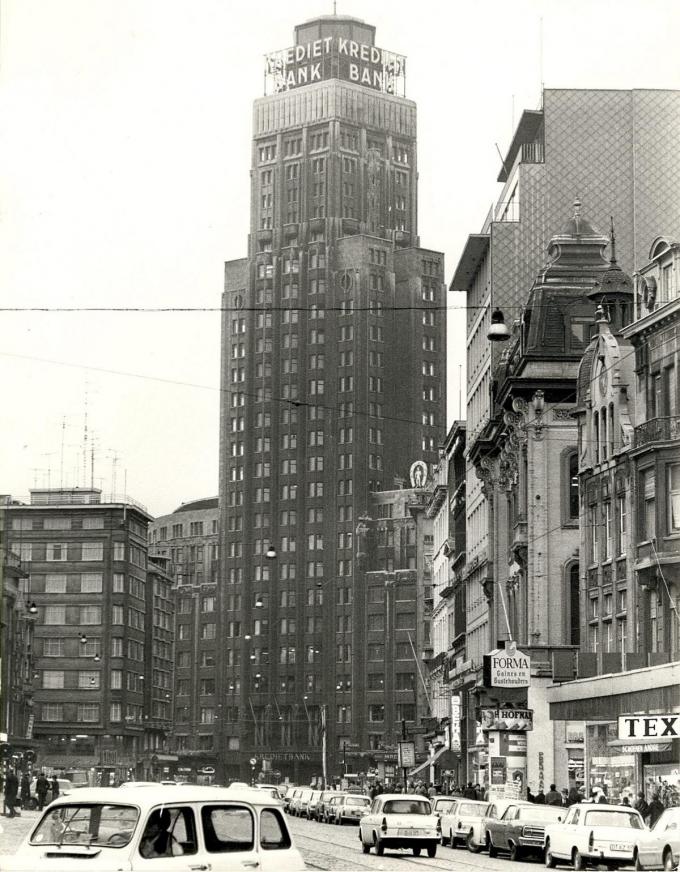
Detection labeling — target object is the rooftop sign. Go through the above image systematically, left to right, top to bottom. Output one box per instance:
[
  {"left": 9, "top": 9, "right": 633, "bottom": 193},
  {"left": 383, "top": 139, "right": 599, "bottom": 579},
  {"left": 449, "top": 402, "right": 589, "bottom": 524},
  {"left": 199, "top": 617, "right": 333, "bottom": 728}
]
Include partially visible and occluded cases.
[
  {"left": 264, "top": 37, "right": 406, "bottom": 96},
  {"left": 618, "top": 714, "right": 680, "bottom": 740}
]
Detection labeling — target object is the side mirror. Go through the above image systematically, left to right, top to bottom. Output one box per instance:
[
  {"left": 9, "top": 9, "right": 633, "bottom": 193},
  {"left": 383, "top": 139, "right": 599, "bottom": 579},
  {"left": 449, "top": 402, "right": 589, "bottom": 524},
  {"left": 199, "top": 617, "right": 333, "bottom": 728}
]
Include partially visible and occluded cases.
[{"left": 558, "top": 817, "right": 562, "bottom": 823}]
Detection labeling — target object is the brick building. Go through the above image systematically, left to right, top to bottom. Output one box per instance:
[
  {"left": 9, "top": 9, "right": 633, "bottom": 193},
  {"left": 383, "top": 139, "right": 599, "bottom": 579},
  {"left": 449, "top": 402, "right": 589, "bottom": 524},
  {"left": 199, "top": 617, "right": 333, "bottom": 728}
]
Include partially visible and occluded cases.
[{"left": 218, "top": 14, "right": 446, "bottom": 782}]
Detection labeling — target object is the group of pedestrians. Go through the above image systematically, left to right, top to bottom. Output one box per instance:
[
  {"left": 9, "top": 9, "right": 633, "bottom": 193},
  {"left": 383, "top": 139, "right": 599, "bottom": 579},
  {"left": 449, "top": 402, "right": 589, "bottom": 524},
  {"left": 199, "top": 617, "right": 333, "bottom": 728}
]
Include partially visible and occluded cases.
[{"left": 1, "top": 771, "right": 59, "bottom": 816}]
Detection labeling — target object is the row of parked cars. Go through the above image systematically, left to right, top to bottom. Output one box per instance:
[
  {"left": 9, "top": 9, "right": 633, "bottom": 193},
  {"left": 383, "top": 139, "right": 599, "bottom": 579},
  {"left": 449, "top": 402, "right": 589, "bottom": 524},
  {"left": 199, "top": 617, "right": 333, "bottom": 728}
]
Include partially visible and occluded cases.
[
  {"left": 283, "top": 785, "right": 371, "bottom": 824},
  {"left": 428, "top": 794, "right": 680, "bottom": 870}
]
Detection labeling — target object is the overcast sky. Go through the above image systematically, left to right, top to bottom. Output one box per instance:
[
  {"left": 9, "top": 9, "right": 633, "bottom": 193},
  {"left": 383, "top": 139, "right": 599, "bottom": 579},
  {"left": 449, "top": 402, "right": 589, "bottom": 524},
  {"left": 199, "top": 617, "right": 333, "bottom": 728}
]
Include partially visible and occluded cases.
[{"left": 2, "top": 0, "right": 679, "bottom": 517}]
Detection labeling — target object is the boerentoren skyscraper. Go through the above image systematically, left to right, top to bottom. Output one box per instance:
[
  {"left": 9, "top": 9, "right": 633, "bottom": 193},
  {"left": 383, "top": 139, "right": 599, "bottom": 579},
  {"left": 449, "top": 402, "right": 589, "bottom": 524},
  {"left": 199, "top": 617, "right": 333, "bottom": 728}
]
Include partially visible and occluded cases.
[{"left": 218, "top": 15, "right": 446, "bottom": 783}]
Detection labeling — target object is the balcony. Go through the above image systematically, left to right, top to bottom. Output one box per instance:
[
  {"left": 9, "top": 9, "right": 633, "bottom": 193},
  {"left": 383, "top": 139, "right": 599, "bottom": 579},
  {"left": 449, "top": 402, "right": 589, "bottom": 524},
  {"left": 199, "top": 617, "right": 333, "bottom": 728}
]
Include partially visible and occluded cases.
[{"left": 634, "top": 415, "right": 680, "bottom": 449}]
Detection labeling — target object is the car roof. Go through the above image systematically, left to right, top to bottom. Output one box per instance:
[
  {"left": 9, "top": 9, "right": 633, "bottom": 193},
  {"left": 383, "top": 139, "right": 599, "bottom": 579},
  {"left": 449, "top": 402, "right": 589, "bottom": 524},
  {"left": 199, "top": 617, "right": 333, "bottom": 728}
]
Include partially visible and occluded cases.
[
  {"left": 46, "top": 786, "right": 284, "bottom": 807},
  {"left": 379, "top": 794, "right": 432, "bottom": 802},
  {"left": 434, "top": 795, "right": 458, "bottom": 801},
  {"left": 575, "top": 803, "right": 641, "bottom": 812}
]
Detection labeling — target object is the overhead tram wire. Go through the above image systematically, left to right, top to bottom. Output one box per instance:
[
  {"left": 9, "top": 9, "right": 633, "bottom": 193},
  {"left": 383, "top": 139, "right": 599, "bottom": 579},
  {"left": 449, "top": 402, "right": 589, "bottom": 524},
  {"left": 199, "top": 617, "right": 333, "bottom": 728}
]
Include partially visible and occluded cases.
[{"left": 1, "top": 328, "right": 673, "bottom": 443}]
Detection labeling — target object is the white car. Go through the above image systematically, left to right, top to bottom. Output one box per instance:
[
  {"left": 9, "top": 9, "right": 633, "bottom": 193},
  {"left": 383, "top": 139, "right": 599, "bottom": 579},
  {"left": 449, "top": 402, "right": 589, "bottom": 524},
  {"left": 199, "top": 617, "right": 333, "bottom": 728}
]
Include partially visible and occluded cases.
[
  {"left": 0, "top": 785, "right": 305, "bottom": 872},
  {"left": 358, "top": 793, "right": 440, "bottom": 858},
  {"left": 431, "top": 795, "right": 458, "bottom": 818},
  {"left": 440, "top": 798, "right": 490, "bottom": 850},
  {"left": 544, "top": 802, "right": 646, "bottom": 870},
  {"left": 633, "top": 807, "right": 680, "bottom": 871}
]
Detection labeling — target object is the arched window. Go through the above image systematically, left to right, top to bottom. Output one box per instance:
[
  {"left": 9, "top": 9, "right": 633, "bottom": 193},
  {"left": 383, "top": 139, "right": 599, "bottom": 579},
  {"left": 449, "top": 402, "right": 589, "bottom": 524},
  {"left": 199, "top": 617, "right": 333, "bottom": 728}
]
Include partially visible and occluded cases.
[
  {"left": 608, "top": 403, "right": 615, "bottom": 455},
  {"left": 601, "top": 408, "right": 608, "bottom": 460},
  {"left": 593, "top": 411, "right": 599, "bottom": 464},
  {"left": 569, "top": 564, "right": 580, "bottom": 646}
]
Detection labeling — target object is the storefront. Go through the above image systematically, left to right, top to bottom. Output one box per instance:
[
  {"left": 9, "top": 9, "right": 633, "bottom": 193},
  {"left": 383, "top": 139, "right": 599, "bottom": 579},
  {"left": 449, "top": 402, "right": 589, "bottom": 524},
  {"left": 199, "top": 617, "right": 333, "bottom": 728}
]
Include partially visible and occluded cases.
[{"left": 548, "top": 661, "right": 680, "bottom": 803}]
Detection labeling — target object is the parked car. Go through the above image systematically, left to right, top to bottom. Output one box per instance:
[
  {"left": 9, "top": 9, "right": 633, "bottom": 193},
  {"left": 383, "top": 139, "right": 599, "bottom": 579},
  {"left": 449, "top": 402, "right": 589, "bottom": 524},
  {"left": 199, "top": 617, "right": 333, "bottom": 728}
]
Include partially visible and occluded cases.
[
  {"left": 256, "top": 783, "right": 286, "bottom": 799},
  {"left": 0, "top": 784, "right": 306, "bottom": 872},
  {"left": 284, "top": 787, "right": 301, "bottom": 813},
  {"left": 289, "top": 788, "right": 313, "bottom": 817},
  {"left": 299, "top": 790, "right": 322, "bottom": 819},
  {"left": 308, "top": 790, "right": 333, "bottom": 821},
  {"left": 323, "top": 793, "right": 347, "bottom": 823},
  {"left": 359, "top": 793, "right": 439, "bottom": 858},
  {"left": 333, "top": 794, "right": 371, "bottom": 825},
  {"left": 431, "top": 796, "right": 458, "bottom": 819},
  {"left": 480, "top": 797, "right": 531, "bottom": 850},
  {"left": 441, "top": 798, "right": 491, "bottom": 849},
  {"left": 485, "top": 801, "right": 563, "bottom": 860},
  {"left": 544, "top": 803, "right": 646, "bottom": 870},
  {"left": 633, "top": 807, "right": 680, "bottom": 871}
]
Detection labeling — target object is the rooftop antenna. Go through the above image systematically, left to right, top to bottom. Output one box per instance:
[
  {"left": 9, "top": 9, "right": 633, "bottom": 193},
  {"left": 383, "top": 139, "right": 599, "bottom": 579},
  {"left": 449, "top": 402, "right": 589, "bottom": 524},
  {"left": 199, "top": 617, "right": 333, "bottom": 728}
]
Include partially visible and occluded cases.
[
  {"left": 609, "top": 216, "right": 617, "bottom": 263},
  {"left": 82, "top": 379, "right": 89, "bottom": 488},
  {"left": 60, "top": 417, "right": 66, "bottom": 488}
]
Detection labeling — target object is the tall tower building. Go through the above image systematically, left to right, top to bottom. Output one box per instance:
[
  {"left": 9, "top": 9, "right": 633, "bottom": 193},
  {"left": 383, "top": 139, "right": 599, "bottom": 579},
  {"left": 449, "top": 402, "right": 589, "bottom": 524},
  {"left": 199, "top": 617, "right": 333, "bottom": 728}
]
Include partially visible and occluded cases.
[{"left": 219, "top": 15, "right": 446, "bottom": 782}]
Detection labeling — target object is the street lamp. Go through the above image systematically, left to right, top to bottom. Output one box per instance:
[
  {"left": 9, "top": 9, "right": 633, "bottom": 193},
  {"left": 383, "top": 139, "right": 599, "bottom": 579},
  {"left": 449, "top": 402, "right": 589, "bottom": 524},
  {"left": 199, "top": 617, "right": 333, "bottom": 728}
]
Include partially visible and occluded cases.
[
  {"left": 487, "top": 308, "right": 511, "bottom": 342},
  {"left": 265, "top": 545, "right": 277, "bottom": 560},
  {"left": 26, "top": 601, "right": 38, "bottom": 615},
  {"left": 80, "top": 634, "right": 88, "bottom": 645}
]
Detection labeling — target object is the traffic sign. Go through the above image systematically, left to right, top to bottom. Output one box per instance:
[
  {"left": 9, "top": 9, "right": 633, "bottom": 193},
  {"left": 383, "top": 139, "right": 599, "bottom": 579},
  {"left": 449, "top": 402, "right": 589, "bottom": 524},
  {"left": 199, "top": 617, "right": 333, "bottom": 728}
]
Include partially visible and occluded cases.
[{"left": 249, "top": 757, "right": 257, "bottom": 766}]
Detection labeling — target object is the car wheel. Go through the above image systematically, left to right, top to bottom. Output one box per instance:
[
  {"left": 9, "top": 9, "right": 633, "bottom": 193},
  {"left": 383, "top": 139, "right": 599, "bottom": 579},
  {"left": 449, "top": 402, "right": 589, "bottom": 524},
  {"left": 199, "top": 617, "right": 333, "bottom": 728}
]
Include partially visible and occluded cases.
[
  {"left": 467, "top": 831, "right": 482, "bottom": 853},
  {"left": 441, "top": 833, "right": 449, "bottom": 846},
  {"left": 487, "top": 834, "right": 498, "bottom": 858},
  {"left": 375, "top": 836, "right": 385, "bottom": 856},
  {"left": 361, "top": 838, "right": 370, "bottom": 854},
  {"left": 427, "top": 843, "right": 437, "bottom": 858},
  {"left": 510, "top": 843, "right": 523, "bottom": 862},
  {"left": 545, "top": 844, "right": 557, "bottom": 868},
  {"left": 413, "top": 846, "right": 421, "bottom": 856},
  {"left": 573, "top": 848, "right": 587, "bottom": 871},
  {"left": 663, "top": 850, "right": 675, "bottom": 872},
  {"left": 634, "top": 851, "right": 644, "bottom": 871}
]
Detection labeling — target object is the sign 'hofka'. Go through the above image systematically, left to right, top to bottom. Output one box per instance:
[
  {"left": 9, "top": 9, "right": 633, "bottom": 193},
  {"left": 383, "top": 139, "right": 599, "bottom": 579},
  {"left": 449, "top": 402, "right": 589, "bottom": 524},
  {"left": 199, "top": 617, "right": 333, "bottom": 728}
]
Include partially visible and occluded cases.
[{"left": 483, "top": 642, "right": 531, "bottom": 688}]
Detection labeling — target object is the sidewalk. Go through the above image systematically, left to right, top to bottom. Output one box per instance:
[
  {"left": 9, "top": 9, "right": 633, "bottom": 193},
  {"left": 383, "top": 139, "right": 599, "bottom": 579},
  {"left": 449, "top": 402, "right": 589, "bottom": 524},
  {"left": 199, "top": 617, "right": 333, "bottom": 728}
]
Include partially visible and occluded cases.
[{"left": 0, "top": 810, "right": 39, "bottom": 854}]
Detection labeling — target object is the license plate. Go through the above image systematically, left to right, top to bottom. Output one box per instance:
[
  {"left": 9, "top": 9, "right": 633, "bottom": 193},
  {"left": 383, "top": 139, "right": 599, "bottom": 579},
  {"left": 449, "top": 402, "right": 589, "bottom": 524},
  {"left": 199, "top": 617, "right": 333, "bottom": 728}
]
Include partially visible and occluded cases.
[
  {"left": 398, "top": 828, "right": 420, "bottom": 836},
  {"left": 610, "top": 844, "right": 631, "bottom": 852}
]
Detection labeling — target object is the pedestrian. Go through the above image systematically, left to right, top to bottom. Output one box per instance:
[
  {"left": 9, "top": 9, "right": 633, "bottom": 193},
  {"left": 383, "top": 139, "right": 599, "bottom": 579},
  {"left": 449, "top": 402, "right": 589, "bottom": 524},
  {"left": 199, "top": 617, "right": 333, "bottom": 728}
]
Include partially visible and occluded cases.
[
  {"left": 3, "top": 770, "right": 19, "bottom": 817},
  {"left": 36, "top": 772, "right": 49, "bottom": 811},
  {"left": 20, "top": 773, "right": 31, "bottom": 810},
  {"left": 50, "top": 775, "right": 60, "bottom": 802},
  {"left": 463, "top": 781, "right": 477, "bottom": 800},
  {"left": 419, "top": 783, "right": 429, "bottom": 798},
  {"left": 427, "top": 783, "right": 436, "bottom": 799},
  {"left": 474, "top": 783, "right": 484, "bottom": 801},
  {"left": 546, "top": 783, "right": 563, "bottom": 806},
  {"left": 527, "top": 786, "right": 535, "bottom": 803},
  {"left": 567, "top": 787, "right": 580, "bottom": 807},
  {"left": 535, "top": 789, "right": 546, "bottom": 804},
  {"left": 634, "top": 792, "right": 650, "bottom": 821},
  {"left": 648, "top": 793, "right": 664, "bottom": 827},
  {"left": 621, "top": 796, "right": 631, "bottom": 807}
]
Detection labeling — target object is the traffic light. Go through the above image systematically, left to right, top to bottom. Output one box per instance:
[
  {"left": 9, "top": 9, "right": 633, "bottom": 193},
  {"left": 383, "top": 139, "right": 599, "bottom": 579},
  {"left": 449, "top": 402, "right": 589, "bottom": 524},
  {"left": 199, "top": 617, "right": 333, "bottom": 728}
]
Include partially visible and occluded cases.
[
  {"left": 0, "top": 743, "right": 12, "bottom": 760},
  {"left": 24, "top": 750, "right": 36, "bottom": 764}
]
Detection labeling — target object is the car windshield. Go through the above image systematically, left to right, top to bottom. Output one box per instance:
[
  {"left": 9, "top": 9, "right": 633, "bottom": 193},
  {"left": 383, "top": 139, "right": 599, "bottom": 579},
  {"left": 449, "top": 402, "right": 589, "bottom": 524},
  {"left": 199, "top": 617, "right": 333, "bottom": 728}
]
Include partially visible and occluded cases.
[
  {"left": 346, "top": 797, "right": 370, "bottom": 806},
  {"left": 434, "top": 799, "right": 454, "bottom": 812},
  {"left": 383, "top": 800, "right": 431, "bottom": 815},
  {"left": 459, "top": 802, "right": 488, "bottom": 816},
  {"left": 30, "top": 804, "right": 139, "bottom": 847},
  {"left": 519, "top": 806, "right": 563, "bottom": 821},
  {"left": 584, "top": 810, "right": 643, "bottom": 829}
]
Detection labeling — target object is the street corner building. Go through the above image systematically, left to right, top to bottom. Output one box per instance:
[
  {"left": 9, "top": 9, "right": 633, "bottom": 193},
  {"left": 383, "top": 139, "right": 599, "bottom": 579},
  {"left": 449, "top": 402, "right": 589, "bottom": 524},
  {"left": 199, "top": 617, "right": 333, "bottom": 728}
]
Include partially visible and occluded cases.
[
  {"left": 217, "top": 13, "right": 447, "bottom": 784},
  {"left": 451, "top": 88, "right": 680, "bottom": 800}
]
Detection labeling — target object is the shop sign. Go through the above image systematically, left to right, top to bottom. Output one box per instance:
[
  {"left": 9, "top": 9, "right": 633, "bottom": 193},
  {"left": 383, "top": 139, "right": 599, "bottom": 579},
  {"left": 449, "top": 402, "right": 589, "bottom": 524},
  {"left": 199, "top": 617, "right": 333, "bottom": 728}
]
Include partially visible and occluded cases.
[
  {"left": 483, "top": 644, "right": 531, "bottom": 688},
  {"left": 450, "top": 694, "right": 461, "bottom": 752},
  {"left": 481, "top": 708, "right": 533, "bottom": 731},
  {"left": 619, "top": 714, "right": 680, "bottom": 740},
  {"left": 397, "top": 741, "right": 415, "bottom": 768},
  {"left": 617, "top": 743, "right": 671, "bottom": 754},
  {"left": 259, "top": 752, "right": 314, "bottom": 762},
  {"left": 490, "top": 757, "right": 506, "bottom": 784}
]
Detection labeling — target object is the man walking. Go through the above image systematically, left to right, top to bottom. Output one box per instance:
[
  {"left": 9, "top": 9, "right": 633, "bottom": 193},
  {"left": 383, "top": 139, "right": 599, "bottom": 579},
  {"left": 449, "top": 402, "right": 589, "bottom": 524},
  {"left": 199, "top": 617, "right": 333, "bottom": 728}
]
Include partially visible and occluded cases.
[
  {"left": 3, "top": 770, "right": 19, "bottom": 817},
  {"left": 36, "top": 772, "right": 49, "bottom": 811},
  {"left": 546, "top": 784, "right": 563, "bottom": 806}
]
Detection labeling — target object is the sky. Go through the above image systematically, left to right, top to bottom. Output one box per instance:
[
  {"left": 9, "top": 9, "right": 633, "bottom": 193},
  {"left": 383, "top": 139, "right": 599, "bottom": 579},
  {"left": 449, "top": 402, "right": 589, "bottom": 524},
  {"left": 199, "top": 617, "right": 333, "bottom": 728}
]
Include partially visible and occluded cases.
[{"left": 2, "top": 0, "right": 680, "bottom": 517}]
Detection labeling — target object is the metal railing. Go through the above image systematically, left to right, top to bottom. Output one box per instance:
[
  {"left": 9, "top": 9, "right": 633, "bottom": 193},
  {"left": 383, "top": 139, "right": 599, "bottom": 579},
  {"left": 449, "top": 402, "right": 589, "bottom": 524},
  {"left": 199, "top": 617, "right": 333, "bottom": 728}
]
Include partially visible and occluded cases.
[{"left": 634, "top": 415, "right": 680, "bottom": 448}]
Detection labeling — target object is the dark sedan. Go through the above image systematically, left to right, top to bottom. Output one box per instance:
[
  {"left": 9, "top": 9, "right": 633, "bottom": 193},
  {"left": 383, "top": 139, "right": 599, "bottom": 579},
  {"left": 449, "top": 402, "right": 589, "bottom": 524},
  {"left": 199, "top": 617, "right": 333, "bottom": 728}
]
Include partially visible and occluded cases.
[{"left": 486, "top": 802, "right": 564, "bottom": 861}]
